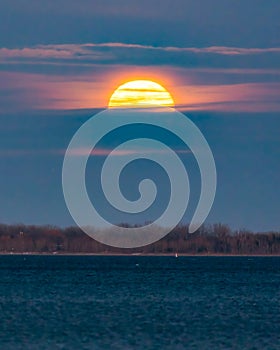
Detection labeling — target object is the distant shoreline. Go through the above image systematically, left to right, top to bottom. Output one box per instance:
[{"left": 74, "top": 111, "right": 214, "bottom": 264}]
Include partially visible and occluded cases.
[
  {"left": 1, "top": 223, "right": 280, "bottom": 255},
  {"left": 1, "top": 252, "right": 280, "bottom": 257}
]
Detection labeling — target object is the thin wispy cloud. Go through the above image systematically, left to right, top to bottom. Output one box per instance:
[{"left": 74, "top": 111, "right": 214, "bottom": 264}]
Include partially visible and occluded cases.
[
  {"left": 0, "top": 42, "right": 280, "bottom": 59},
  {"left": 1, "top": 43, "right": 280, "bottom": 64},
  {"left": 89, "top": 43, "right": 280, "bottom": 55},
  {"left": 61, "top": 147, "right": 192, "bottom": 157},
  {"left": 0, "top": 148, "right": 191, "bottom": 158},
  {"left": 0, "top": 149, "right": 58, "bottom": 157}
]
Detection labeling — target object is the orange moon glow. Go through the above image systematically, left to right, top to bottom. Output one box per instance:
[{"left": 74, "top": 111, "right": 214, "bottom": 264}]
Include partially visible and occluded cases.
[{"left": 108, "top": 80, "right": 174, "bottom": 108}]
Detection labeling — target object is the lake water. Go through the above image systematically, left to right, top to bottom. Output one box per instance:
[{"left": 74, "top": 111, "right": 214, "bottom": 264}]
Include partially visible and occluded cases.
[{"left": 0, "top": 256, "right": 280, "bottom": 349}]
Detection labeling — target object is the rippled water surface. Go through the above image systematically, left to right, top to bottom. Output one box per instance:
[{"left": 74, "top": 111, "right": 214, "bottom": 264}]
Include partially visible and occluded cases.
[{"left": 0, "top": 256, "right": 280, "bottom": 349}]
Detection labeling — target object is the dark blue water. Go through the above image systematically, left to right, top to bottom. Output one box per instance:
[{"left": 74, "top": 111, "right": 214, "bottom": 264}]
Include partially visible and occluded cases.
[{"left": 0, "top": 256, "right": 280, "bottom": 349}]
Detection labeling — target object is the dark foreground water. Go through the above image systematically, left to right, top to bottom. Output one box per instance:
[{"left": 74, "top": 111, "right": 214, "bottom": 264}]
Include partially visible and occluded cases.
[{"left": 0, "top": 256, "right": 280, "bottom": 350}]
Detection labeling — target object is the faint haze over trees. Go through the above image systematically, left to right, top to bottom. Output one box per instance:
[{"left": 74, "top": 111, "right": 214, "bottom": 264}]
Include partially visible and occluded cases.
[{"left": 0, "top": 223, "right": 280, "bottom": 255}]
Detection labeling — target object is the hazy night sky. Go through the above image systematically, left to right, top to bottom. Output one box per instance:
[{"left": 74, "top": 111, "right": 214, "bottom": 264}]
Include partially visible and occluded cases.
[{"left": 0, "top": 0, "right": 279, "bottom": 231}]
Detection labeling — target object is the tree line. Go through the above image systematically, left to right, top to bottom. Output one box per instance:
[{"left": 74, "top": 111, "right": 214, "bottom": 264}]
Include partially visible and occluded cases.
[{"left": 0, "top": 223, "right": 280, "bottom": 255}]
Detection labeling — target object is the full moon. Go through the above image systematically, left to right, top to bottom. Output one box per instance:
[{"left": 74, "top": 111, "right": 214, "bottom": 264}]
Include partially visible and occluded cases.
[{"left": 108, "top": 80, "right": 174, "bottom": 108}]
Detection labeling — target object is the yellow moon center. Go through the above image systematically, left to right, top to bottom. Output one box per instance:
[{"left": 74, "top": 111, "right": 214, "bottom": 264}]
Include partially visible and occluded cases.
[{"left": 108, "top": 80, "right": 174, "bottom": 108}]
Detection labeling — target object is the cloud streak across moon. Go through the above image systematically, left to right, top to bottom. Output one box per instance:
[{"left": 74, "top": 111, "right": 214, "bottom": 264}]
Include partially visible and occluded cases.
[{"left": 1, "top": 70, "right": 279, "bottom": 113}]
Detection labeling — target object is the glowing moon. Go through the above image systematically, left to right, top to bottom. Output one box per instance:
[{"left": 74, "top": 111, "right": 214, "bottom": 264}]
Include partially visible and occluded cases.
[{"left": 108, "top": 80, "right": 174, "bottom": 108}]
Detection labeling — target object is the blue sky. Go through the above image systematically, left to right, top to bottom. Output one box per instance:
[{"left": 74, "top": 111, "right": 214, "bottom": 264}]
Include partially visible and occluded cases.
[{"left": 0, "top": 0, "right": 279, "bottom": 231}]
